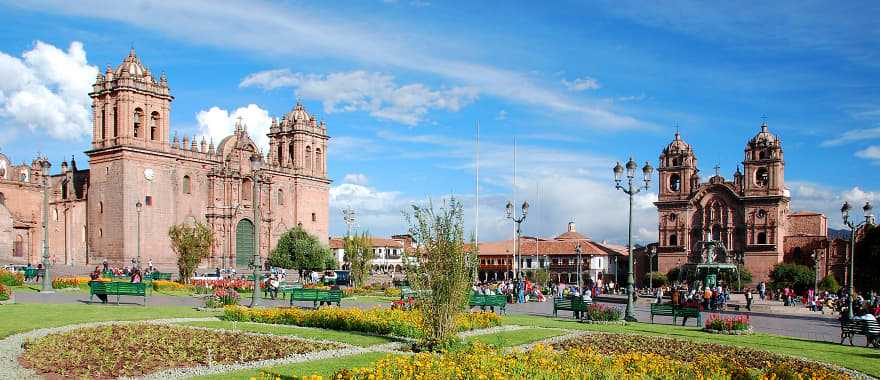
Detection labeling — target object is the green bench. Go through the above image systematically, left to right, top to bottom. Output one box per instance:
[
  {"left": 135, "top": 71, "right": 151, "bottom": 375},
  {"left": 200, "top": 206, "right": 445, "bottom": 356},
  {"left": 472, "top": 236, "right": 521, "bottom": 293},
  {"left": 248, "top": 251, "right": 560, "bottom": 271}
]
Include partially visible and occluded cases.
[
  {"left": 22, "top": 268, "right": 38, "bottom": 281},
  {"left": 149, "top": 272, "right": 173, "bottom": 281},
  {"left": 89, "top": 282, "right": 147, "bottom": 306},
  {"left": 400, "top": 287, "right": 431, "bottom": 301},
  {"left": 289, "top": 288, "right": 343, "bottom": 308},
  {"left": 469, "top": 293, "right": 507, "bottom": 314},
  {"left": 553, "top": 297, "right": 592, "bottom": 318},
  {"left": 650, "top": 303, "right": 702, "bottom": 326},
  {"left": 840, "top": 319, "right": 880, "bottom": 348}
]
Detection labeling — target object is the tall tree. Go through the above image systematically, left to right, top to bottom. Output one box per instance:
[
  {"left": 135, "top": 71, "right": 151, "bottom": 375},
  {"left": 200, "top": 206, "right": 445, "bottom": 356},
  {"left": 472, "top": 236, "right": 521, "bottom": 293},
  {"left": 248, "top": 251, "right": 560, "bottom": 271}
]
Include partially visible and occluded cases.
[
  {"left": 403, "top": 198, "right": 476, "bottom": 348},
  {"left": 168, "top": 222, "right": 214, "bottom": 283},
  {"left": 854, "top": 224, "right": 880, "bottom": 293},
  {"left": 267, "top": 226, "right": 333, "bottom": 276},
  {"left": 344, "top": 232, "right": 373, "bottom": 288}
]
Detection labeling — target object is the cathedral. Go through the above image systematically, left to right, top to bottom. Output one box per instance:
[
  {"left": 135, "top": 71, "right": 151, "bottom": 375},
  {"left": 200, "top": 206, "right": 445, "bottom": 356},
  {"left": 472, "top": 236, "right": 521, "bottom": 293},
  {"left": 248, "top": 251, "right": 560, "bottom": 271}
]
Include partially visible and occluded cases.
[
  {"left": 0, "top": 49, "right": 330, "bottom": 269},
  {"left": 655, "top": 123, "right": 829, "bottom": 284}
]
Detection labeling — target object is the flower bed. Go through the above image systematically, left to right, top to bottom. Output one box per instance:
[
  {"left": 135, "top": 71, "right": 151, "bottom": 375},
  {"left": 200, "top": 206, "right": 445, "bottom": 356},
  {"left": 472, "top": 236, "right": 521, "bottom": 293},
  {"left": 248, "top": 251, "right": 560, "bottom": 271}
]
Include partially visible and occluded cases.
[
  {"left": 0, "top": 269, "right": 23, "bottom": 286},
  {"left": 52, "top": 276, "right": 91, "bottom": 289},
  {"left": 191, "top": 278, "right": 254, "bottom": 293},
  {"left": 152, "top": 279, "right": 189, "bottom": 291},
  {"left": 0, "top": 283, "right": 11, "bottom": 301},
  {"left": 205, "top": 288, "right": 241, "bottom": 308},
  {"left": 582, "top": 304, "right": 622, "bottom": 322},
  {"left": 222, "top": 306, "right": 501, "bottom": 338},
  {"left": 704, "top": 314, "right": 751, "bottom": 334},
  {"left": 19, "top": 323, "right": 341, "bottom": 379},
  {"left": 552, "top": 333, "right": 848, "bottom": 378},
  {"left": 330, "top": 342, "right": 849, "bottom": 380}
]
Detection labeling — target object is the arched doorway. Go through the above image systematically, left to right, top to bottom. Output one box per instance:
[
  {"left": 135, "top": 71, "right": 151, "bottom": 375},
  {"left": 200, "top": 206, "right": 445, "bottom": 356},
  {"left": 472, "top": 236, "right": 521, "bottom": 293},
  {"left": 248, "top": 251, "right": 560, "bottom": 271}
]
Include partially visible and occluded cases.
[{"left": 235, "top": 219, "right": 255, "bottom": 268}]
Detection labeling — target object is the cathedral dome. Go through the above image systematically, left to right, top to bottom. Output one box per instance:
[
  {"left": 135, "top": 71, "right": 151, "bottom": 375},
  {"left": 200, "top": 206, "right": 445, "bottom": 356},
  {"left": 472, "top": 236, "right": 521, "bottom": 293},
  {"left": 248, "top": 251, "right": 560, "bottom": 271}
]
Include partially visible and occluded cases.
[
  {"left": 114, "top": 48, "right": 152, "bottom": 81},
  {"left": 288, "top": 102, "right": 311, "bottom": 122},
  {"left": 749, "top": 123, "right": 777, "bottom": 146},
  {"left": 663, "top": 132, "right": 691, "bottom": 154}
]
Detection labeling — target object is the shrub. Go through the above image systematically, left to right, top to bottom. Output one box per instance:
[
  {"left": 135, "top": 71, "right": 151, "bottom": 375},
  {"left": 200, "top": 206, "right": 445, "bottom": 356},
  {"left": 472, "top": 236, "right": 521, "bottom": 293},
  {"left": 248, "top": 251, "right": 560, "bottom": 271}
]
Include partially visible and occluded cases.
[
  {"left": 769, "top": 263, "right": 815, "bottom": 293},
  {"left": 0, "top": 269, "right": 24, "bottom": 286},
  {"left": 644, "top": 271, "right": 667, "bottom": 287},
  {"left": 818, "top": 274, "right": 841, "bottom": 293},
  {"left": 52, "top": 277, "right": 90, "bottom": 289},
  {"left": 191, "top": 279, "right": 253, "bottom": 293},
  {"left": 152, "top": 280, "right": 189, "bottom": 292},
  {"left": 0, "top": 283, "right": 11, "bottom": 301},
  {"left": 383, "top": 287, "right": 402, "bottom": 297},
  {"left": 205, "top": 288, "right": 240, "bottom": 308},
  {"left": 583, "top": 304, "right": 622, "bottom": 321},
  {"left": 704, "top": 314, "right": 750, "bottom": 332}
]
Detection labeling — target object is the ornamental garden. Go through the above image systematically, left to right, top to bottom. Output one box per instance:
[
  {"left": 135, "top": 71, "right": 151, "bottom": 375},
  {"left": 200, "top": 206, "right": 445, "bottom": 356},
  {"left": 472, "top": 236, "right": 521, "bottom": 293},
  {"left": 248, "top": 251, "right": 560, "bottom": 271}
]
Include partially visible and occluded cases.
[{"left": 0, "top": 200, "right": 876, "bottom": 379}]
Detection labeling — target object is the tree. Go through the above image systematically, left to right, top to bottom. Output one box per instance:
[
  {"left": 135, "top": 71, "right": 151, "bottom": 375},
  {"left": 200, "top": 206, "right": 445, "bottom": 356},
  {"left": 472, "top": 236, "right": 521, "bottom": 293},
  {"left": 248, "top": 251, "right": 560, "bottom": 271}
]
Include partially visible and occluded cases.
[
  {"left": 403, "top": 198, "right": 476, "bottom": 349},
  {"left": 168, "top": 222, "right": 214, "bottom": 283},
  {"left": 854, "top": 224, "right": 880, "bottom": 293},
  {"left": 267, "top": 226, "right": 333, "bottom": 276},
  {"left": 344, "top": 232, "right": 372, "bottom": 288},
  {"left": 769, "top": 263, "right": 815, "bottom": 293},
  {"left": 718, "top": 265, "right": 752, "bottom": 290},
  {"left": 532, "top": 269, "right": 550, "bottom": 285},
  {"left": 644, "top": 271, "right": 667, "bottom": 288},
  {"left": 818, "top": 274, "right": 841, "bottom": 293}
]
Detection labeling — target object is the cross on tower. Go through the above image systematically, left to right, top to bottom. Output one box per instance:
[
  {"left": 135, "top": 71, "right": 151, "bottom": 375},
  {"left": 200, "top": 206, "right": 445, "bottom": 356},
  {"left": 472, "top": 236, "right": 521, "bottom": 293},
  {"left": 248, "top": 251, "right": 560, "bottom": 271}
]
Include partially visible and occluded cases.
[
  {"left": 760, "top": 114, "right": 768, "bottom": 125},
  {"left": 714, "top": 163, "right": 721, "bottom": 177}
]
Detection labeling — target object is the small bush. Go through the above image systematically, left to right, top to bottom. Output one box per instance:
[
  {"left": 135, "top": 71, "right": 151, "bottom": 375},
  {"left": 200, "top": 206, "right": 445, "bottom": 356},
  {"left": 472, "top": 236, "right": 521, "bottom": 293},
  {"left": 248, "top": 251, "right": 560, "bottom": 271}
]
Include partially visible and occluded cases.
[
  {"left": 769, "top": 263, "right": 815, "bottom": 293},
  {"left": 0, "top": 269, "right": 24, "bottom": 286},
  {"left": 644, "top": 271, "right": 667, "bottom": 287},
  {"left": 818, "top": 274, "right": 841, "bottom": 293},
  {"left": 152, "top": 280, "right": 188, "bottom": 292},
  {"left": 0, "top": 283, "right": 11, "bottom": 301},
  {"left": 205, "top": 288, "right": 240, "bottom": 308},
  {"left": 583, "top": 304, "right": 622, "bottom": 321},
  {"left": 704, "top": 314, "right": 750, "bottom": 331}
]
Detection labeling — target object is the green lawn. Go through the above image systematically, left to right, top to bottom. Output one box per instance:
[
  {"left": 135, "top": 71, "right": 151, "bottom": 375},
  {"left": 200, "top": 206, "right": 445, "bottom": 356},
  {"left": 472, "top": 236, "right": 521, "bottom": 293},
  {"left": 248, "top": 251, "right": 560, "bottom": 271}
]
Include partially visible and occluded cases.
[
  {"left": 0, "top": 303, "right": 217, "bottom": 338},
  {"left": 503, "top": 315, "right": 880, "bottom": 377},
  {"left": 179, "top": 320, "right": 396, "bottom": 347},
  {"left": 464, "top": 328, "right": 566, "bottom": 347},
  {"left": 188, "top": 352, "right": 388, "bottom": 380}
]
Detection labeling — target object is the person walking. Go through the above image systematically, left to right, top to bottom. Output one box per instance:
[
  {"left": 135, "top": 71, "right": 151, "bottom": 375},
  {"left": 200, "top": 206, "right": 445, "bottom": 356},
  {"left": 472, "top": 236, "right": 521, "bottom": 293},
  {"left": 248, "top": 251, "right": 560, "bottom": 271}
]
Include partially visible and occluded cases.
[
  {"left": 758, "top": 281, "right": 766, "bottom": 301},
  {"left": 745, "top": 288, "right": 753, "bottom": 311}
]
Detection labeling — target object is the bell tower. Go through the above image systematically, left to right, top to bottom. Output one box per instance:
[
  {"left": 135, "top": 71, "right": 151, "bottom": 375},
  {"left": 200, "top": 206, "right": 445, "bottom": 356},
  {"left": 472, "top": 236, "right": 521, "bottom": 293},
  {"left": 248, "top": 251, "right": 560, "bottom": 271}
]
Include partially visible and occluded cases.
[
  {"left": 89, "top": 48, "right": 173, "bottom": 150},
  {"left": 267, "top": 102, "right": 328, "bottom": 178},
  {"left": 742, "top": 122, "right": 784, "bottom": 197},
  {"left": 658, "top": 132, "right": 698, "bottom": 201}
]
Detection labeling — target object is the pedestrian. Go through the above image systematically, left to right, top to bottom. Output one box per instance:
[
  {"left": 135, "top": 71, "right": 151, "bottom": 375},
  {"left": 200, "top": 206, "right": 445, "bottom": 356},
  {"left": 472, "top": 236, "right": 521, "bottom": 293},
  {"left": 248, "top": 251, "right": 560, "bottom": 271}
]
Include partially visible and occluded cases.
[
  {"left": 130, "top": 268, "right": 142, "bottom": 283},
  {"left": 758, "top": 281, "right": 766, "bottom": 301},
  {"left": 745, "top": 288, "right": 753, "bottom": 311}
]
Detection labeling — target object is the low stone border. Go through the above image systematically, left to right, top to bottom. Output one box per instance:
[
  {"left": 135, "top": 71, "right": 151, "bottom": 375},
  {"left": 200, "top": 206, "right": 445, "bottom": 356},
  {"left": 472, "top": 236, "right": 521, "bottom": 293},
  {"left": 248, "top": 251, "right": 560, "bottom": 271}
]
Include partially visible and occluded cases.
[
  {"left": 580, "top": 319, "right": 626, "bottom": 325},
  {"left": 456, "top": 324, "right": 528, "bottom": 338},
  {"left": 703, "top": 327, "right": 754, "bottom": 335}
]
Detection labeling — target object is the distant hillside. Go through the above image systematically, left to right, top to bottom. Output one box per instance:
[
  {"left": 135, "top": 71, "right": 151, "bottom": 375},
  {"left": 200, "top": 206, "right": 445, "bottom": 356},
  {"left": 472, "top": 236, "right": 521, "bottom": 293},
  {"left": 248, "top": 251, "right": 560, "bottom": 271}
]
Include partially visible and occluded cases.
[{"left": 828, "top": 228, "right": 851, "bottom": 240}]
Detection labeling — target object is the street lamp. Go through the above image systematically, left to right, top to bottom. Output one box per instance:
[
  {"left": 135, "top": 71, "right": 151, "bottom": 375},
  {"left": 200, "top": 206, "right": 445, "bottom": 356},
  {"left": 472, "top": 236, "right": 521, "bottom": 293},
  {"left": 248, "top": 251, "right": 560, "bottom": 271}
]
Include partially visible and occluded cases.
[
  {"left": 249, "top": 153, "right": 263, "bottom": 308},
  {"left": 612, "top": 157, "right": 653, "bottom": 322},
  {"left": 40, "top": 159, "right": 53, "bottom": 293},
  {"left": 505, "top": 200, "right": 528, "bottom": 290},
  {"left": 136, "top": 201, "right": 143, "bottom": 270},
  {"left": 841, "top": 201, "right": 874, "bottom": 319},
  {"left": 648, "top": 246, "right": 657, "bottom": 289}
]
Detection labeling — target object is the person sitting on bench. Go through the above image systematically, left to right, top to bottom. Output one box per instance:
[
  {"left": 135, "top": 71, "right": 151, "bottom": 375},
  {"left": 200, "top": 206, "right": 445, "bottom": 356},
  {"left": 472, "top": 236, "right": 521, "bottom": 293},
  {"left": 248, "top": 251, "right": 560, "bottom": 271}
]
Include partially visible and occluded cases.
[{"left": 88, "top": 266, "right": 108, "bottom": 304}]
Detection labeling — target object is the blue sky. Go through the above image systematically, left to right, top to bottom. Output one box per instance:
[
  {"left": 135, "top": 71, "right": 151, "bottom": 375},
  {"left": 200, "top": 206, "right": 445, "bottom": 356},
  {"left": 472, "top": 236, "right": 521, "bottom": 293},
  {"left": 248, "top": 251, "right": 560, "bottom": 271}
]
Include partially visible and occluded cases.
[{"left": 0, "top": 1, "right": 878, "bottom": 243}]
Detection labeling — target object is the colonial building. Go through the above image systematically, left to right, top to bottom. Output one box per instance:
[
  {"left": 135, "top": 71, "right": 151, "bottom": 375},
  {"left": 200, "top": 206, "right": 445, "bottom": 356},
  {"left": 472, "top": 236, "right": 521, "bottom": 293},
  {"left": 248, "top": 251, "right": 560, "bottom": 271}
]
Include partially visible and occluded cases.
[
  {"left": 0, "top": 49, "right": 330, "bottom": 269},
  {"left": 654, "top": 123, "right": 829, "bottom": 284},
  {"left": 477, "top": 222, "right": 626, "bottom": 284},
  {"left": 329, "top": 234, "right": 415, "bottom": 273}
]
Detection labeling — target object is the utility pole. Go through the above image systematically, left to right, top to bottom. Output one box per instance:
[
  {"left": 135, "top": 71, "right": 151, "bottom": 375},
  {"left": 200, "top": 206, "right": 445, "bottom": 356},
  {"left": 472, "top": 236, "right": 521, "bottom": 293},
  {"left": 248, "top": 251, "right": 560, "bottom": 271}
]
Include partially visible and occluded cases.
[{"left": 342, "top": 206, "right": 357, "bottom": 237}]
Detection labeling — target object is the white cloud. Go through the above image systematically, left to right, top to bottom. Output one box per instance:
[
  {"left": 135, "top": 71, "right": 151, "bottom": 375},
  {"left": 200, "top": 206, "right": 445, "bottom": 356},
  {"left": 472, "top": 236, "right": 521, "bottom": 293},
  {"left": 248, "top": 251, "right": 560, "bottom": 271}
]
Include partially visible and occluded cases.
[
  {"left": 0, "top": 41, "right": 98, "bottom": 140},
  {"left": 242, "top": 69, "right": 478, "bottom": 125},
  {"left": 562, "top": 77, "right": 601, "bottom": 91},
  {"left": 617, "top": 93, "right": 648, "bottom": 102},
  {"left": 196, "top": 104, "right": 272, "bottom": 153},
  {"left": 495, "top": 110, "right": 507, "bottom": 120},
  {"left": 821, "top": 127, "right": 880, "bottom": 147},
  {"left": 855, "top": 145, "right": 880, "bottom": 162},
  {"left": 343, "top": 173, "right": 369, "bottom": 185},
  {"left": 788, "top": 181, "right": 878, "bottom": 228},
  {"left": 329, "top": 183, "right": 411, "bottom": 236}
]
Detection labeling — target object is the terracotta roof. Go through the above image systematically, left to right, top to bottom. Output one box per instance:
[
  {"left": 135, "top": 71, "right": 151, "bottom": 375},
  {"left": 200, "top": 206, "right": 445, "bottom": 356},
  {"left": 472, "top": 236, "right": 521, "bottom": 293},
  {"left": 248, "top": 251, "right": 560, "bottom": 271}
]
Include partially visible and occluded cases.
[
  {"left": 554, "top": 231, "right": 587, "bottom": 240},
  {"left": 327, "top": 237, "right": 404, "bottom": 249},
  {"left": 477, "top": 237, "right": 625, "bottom": 257},
  {"left": 328, "top": 238, "right": 344, "bottom": 249}
]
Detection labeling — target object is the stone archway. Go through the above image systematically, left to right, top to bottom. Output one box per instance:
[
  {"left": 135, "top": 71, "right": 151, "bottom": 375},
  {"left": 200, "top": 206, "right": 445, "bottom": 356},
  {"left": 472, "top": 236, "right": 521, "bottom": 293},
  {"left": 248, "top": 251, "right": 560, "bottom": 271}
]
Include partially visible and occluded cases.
[{"left": 235, "top": 219, "right": 255, "bottom": 268}]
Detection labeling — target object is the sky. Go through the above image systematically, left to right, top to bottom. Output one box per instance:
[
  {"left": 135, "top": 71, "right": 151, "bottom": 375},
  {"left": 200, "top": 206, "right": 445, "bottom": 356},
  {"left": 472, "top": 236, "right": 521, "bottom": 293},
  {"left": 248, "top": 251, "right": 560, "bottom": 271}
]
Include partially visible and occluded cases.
[{"left": 0, "top": 1, "right": 878, "bottom": 245}]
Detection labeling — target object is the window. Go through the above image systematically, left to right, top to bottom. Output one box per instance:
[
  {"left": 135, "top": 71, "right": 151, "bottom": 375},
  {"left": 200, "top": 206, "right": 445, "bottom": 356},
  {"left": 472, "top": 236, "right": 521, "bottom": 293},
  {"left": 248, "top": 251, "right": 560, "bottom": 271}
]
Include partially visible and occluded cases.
[
  {"left": 113, "top": 106, "right": 118, "bottom": 137},
  {"left": 101, "top": 108, "right": 106, "bottom": 139},
  {"left": 133, "top": 108, "right": 143, "bottom": 138},
  {"left": 150, "top": 112, "right": 160, "bottom": 141},
  {"left": 288, "top": 142, "right": 295, "bottom": 166},
  {"left": 277, "top": 144, "right": 284, "bottom": 166},
  {"left": 305, "top": 146, "right": 312, "bottom": 171},
  {"left": 315, "top": 148, "right": 322, "bottom": 174},
  {"left": 759, "top": 149, "right": 770, "bottom": 160},
  {"left": 672, "top": 157, "right": 682, "bottom": 166},
  {"left": 755, "top": 167, "right": 769, "bottom": 187},
  {"left": 669, "top": 174, "right": 681, "bottom": 192},
  {"left": 182, "top": 175, "right": 191, "bottom": 194},
  {"left": 242, "top": 178, "right": 253, "bottom": 202},
  {"left": 61, "top": 181, "right": 68, "bottom": 200},
  {"left": 277, "top": 189, "right": 284, "bottom": 205},
  {"left": 0, "top": 192, "right": 4, "bottom": 206},
  {"left": 145, "top": 195, "right": 153, "bottom": 206},
  {"left": 99, "top": 201, "right": 103, "bottom": 214},
  {"left": 53, "top": 208, "right": 58, "bottom": 221},
  {"left": 757, "top": 209, "right": 766, "bottom": 219},
  {"left": 312, "top": 212, "right": 317, "bottom": 222},
  {"left": 669, "top": 213, "right": 677, "bottom": 222},
  {"left": 712, "top": 224, "right": 721, "bottom": 241},
  {"left": 99, "top": 228, "right": 103, "bottom": 237},
  {"left": 757, "top": 232, "right": 767, "bottom": 245},
  {"left": 669, "top": 234, "right": 678, "bottom": 246},
  {"left": 13, "top": 235, "right": 23, "bottom": 257}
]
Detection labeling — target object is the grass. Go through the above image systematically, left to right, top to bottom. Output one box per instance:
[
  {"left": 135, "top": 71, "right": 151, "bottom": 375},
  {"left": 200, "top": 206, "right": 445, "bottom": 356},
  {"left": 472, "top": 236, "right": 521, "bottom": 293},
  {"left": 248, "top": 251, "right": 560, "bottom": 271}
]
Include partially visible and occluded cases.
[
  {"left": 0, "top": 303, "right": 217, "bottom": 339},
  {"left": 503, "top": 314, "right": 880, "bottom": 377},
  {"left": 179, "top": 320, "right": 396, "bottom": 347},
  {"left": 464, "top": 328, "right": 566, "bottom": 347},
  {"left": 188, "top": 352, "right": 388, "bottom": 380}
]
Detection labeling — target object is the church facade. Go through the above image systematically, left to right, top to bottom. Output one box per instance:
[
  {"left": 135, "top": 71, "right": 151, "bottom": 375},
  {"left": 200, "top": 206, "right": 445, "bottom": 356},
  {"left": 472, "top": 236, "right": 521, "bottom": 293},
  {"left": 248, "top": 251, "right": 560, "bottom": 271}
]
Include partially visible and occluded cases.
[
  {"left": 0, "top": 49, "right": 330, "bottom": 269},
  {"left": 654, "top": 123, "right": 828, "bottom": 284}
]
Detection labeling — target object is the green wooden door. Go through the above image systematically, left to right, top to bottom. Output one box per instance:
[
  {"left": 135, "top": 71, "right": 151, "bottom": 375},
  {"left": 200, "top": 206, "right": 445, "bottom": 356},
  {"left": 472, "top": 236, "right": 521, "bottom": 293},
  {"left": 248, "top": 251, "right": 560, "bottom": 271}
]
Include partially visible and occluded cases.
[{"left": 236, "top": 219, "right": 255, "bottom": 268}]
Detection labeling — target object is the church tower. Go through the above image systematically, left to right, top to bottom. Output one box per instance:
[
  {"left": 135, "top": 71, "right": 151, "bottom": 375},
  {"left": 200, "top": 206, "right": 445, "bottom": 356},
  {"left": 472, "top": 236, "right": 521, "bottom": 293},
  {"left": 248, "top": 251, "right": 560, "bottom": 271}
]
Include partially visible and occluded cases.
[
  {"left": 89, "top": 48, "right": 173, "bottom": 150},
  {"left": 267, "top": 102, "right": 329, "bottom": 178},
  {"left": 741, "top": 121, "right": 789, "bottom": 253},
  {"left": 742, "top": 122, "right": 784, "bottom": 197},
  {"left": 656, "top": 132, "right": 698, "bottom": 254}
]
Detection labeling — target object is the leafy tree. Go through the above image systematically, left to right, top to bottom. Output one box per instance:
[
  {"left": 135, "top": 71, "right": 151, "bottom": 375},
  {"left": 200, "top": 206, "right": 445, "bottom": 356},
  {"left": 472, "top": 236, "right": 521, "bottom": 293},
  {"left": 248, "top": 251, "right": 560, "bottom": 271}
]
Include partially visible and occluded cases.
[
  {"left": 403, "top": 198, "right": 476, "bottom": 349},
  {"left": 168, "top": 222, "right": 214, "bottom": 283},
  {"left": 854, "top": 224, "right": 880, "bottom": 293},
  {"left": 267, "top": 226, "right": 332, "bottom": 276},
  {"left": 344, "top": 232, "right": 373, "bottom": 288},
  {"left": 769, "top": 263, "right": 815, "bottom": 293},
  {"left": 718, "top": 265, "right": 752, "bottom": 290},
  {"left": 532, "top": 269, "right": 550, "bottom": 285},
  {"left": 644, "top": 271, "right": 667, "bottom": 287},
  {"left": 818, "top": 274, "right": 841, "bottom": 293}
]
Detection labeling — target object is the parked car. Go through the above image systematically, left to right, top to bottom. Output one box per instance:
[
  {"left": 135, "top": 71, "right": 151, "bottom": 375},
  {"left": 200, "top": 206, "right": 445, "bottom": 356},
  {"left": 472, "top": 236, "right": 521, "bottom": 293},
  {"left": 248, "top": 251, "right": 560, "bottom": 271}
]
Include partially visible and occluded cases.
[{"left": 335, "top": 270, "right": 351, "bottom": 286}]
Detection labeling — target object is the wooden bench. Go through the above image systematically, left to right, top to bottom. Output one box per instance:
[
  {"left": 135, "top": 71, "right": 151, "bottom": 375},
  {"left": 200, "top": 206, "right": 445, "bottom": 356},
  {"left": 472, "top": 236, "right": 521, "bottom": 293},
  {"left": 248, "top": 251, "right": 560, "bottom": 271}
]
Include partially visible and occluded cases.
[
  {"left": 149, "top": 272, "right": 173, "bottom": 281},
  {"left": 89, "top": 282, "right": 147, "bottom": 306},
  {"left": 289, "top": 288, "right": 343, "bottom": 308},
  {"left": 469, "top": 294, "right": 507, "bottom": 314},
  {"left": 553, "top": 297, "right": 592, "bottom": 318},
  {"left": 650, "top": 303, "right": 702, "bottom": 326},
  {"left": 840, "top": 319, "right": 880, "bottom": 348}
]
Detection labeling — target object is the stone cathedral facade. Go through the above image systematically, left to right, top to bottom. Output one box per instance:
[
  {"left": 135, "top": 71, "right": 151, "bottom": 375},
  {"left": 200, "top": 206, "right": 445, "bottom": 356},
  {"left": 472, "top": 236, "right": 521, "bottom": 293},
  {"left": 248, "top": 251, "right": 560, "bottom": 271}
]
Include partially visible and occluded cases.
[{"left": 0, "top": 49, "right": 330, "bottom": 269}]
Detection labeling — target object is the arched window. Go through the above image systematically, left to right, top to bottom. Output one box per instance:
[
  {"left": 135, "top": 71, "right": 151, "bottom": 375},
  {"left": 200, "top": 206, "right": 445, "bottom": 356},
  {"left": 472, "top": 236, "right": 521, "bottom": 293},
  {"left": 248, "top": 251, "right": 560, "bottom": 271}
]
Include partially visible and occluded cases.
[
  {"left": 113, "top": 106, "right": 118, "bottom": 137},
  {"left": 101, "top": 108, "right": 106, "bottom": 140},
  {"left": 133, "top": 108, "right": 144, "bottom": 138},
  {"left": 150, "top": 111, "right": 160, "bottom": 141},
  {"left": 288, "top": 142, "right": 295, "bottom": 167},
  {"left": 277, "top": 144, "right": 284, "bottom": 166},
  {"left": 305, "top": 146, "right": 312, "bottom": 171},
  {"left": 315, "top": 148, "right": 322, "bottom": 174},
  {"left": 759, "top": 149, "right": 769, "bottom": 160},
  {"left": 672, "top": 157, "right": 682, "bottom": 166},
  {"left": 755, "top": 167, "right": 769, "bottom": 187},
  {"left": 669, "top": 174, "right": 681, "bottom": 192},
  {"left": 182, "top": 175, "right": 191, "bottom": 194},
  {"left": 242, "top": 178, "right": 253, "bottom": 202},
  {"left": 277, "top": 189, "right": 284, "bottom": 205},
  {"left": 0, "top": 192, "right": 5, "bottom": 205},
  {"left": 99, "top": 201, "right": 103, "bottom": 214},
  {"left": 311, "top": 212, "right": 317, "bottom": 222},
  {"left": 712, "top": 224, "right": 721, "bottom": 241},
  {"left": 98, "top": 228, "right": 103, "bottom": 237},
  {"left": 757, "top": 232, "right": 767, "bottom": 245},
  {"left": 669, "top": 234, "right": 678, "bottom": 246},
  {"left": 13, "top": 235, "right": 23, "bottom": 257}
]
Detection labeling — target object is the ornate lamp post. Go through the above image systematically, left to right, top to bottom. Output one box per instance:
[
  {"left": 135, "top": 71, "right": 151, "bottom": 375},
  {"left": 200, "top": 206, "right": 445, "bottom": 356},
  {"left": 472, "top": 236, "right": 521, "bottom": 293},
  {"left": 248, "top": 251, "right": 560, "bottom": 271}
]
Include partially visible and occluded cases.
[
  {"left": 249, "top": 153, "right": 263, "bottom": 308},
  {"left": 613, "top": 157, "right": 653, "bottom": 322},
  {"left": 40, "top": 159, "right": 53, "bottom": 293},
  {"left": 505, "top": 200, "right": 529, "bottom": 281},
  {"left": 136, "top": 201, "right": 143, "bottom": 269},
  {"left": 841, "top": 201, "right": 873, "bottom": 319},
  {"left": 648, "top": 246, "right": 657, "bottom": 289}
]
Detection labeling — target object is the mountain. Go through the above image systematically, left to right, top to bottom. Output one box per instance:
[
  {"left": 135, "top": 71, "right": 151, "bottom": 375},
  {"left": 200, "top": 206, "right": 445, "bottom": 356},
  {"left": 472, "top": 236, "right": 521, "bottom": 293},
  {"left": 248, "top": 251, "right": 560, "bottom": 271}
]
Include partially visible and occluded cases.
[{"left": 828, "top": 228, "right": 851, "bottom": 240}]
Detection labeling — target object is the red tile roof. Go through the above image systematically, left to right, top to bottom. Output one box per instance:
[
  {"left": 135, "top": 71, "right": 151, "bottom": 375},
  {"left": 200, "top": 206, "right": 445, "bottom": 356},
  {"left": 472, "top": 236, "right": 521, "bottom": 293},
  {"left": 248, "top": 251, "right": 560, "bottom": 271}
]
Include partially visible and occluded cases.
[
  {"left": 328, "top": 237, "right": 405, "bottom": 249},
  {"left": 476, "top": 237, "right": 626, "bottom": 257}
]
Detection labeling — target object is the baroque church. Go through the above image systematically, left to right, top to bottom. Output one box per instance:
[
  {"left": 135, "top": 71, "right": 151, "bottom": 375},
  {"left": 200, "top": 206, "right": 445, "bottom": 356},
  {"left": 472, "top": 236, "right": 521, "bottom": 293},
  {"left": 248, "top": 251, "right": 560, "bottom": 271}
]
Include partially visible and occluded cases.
[
  {"left": 0, "top": 49, "right": 330, "bottom": 269},
  {"left": 654, "top": 124, "right": 830, "bottom": 283}
]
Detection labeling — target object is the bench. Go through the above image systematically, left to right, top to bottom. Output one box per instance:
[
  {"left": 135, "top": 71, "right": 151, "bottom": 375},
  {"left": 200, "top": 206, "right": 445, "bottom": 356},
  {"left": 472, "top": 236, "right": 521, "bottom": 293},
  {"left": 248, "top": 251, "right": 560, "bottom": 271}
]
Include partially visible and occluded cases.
[
  {"left": 23, "top": 268, "right": 37, "bottom": 281},
  {"left": 150, "top": 272, "right": 173, "bottom": 281},
  {"left": 89, "top": 281, "right": 147, "bottom": 306},
  {"left": 400, "top": 287, "right": 431, "bottom": 301},
  {"left": 289, "top": 288, "right": 342, "bottom": 308},
  {"left": 469, "top": 293, "right": 507, "bottom": 314},
  {"left": 553, "top": 297, "right": 592, "bottom": 318},
  {"left": 650, "top": 303, "right": 702, "bottom": 326},
  {"left": 840, "top": 319, "right": 880, "bottom": 348}
]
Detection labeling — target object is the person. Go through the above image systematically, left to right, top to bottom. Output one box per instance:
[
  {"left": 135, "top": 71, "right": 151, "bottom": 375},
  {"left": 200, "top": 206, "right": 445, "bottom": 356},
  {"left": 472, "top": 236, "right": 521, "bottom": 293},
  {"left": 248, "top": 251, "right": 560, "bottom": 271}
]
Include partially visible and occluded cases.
[
  {"left": 148, "top": 258, "right": 154, "bottom": 272},
  {"left": 102, "top": 259, "right": 109, "bottom": 272},
  {"left": 34, "top": 263, "right": 44, "bottom": 283},
  {"left": 89, "top": 266, "right": 108, "bottom": 303},
  {"left": 130, "top": 268, "right": 142, "bottom": 283},
  {"left": 268, "top": 275, "right": 280, "bottom": 300},
  {"left": 758, "top": 281, "right": 766, "bottom": 301},
  {"left": 655, "top": 286, "right": 664, "bottom": 304},
  {"left": 703, "top": 287, "right": 712, "bottom": 310},
  {"left": 745, "top": 288, "right": 753, "bottom": 311}
]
